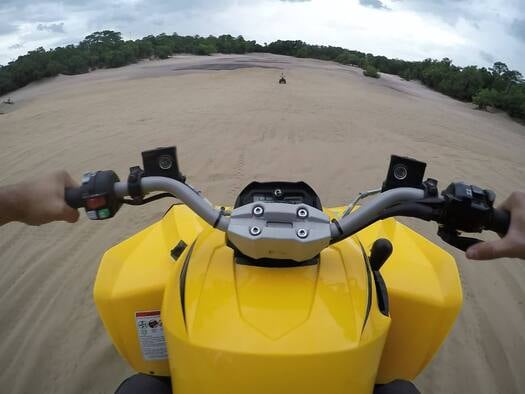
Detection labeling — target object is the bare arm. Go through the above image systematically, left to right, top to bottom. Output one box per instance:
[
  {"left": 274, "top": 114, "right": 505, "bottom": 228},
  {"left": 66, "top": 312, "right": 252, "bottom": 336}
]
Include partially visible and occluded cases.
[
  {"left": 0, "top": 171, "right": 80, "bottom": 226},
  {"left": 466, "top": 191, "right": 525, "bottom": 260}
]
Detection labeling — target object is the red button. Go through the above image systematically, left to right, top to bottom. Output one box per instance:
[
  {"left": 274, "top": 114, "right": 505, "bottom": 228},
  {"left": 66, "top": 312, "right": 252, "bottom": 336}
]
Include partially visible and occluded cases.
[{"left": 86, "top": 196, "right": 106, "bottom": 209}]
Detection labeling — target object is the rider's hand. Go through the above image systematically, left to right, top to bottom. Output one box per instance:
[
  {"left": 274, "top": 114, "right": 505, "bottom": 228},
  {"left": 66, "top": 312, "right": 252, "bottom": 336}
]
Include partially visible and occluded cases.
[
  {"left": 0, "top": 171, "right": 80, "bottom": 226},
  {"left": 466, "top": 191, "right": 525, "bottom": 260}
]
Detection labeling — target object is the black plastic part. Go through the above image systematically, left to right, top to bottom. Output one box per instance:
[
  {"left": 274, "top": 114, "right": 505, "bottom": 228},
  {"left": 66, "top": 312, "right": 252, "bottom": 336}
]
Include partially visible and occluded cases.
[
  {"left": 142, "top": 146, "right": 186, "bottom": 183},
  {"left": 382, "top": 155, "right": 427, "bottom": 192},
  {"left": 127, "top": 166, "right": 144, "bottom": 200},
  {"left": 65, "top": 170, "right": 122, "bottom": 219},
  {"left": 89, "top": 170, "right": 121, "bottom": 219},
  {"left": 423, "top": 178, "right": 439, "bottom": 197},
  {"left": 234, "top": 181, "right": 322, "bottom": 209},
  {"left": 439, "top": 182, "right": 492, "bottom": 233},
  {"left": 65, "top": 187, "right": 83, "bottom": 209},
  {"left": 121, "top": 193, "right": 173, "bottom": 206},
  {"left": 213, "top": 207, "right": 225, "bottom": 228},
  {"left": 488, "top": 208, "right": 510, "bottom": 235},
  {"left": 437, "top": 228, "right": 482, "bottom": 251},
  {"left": 369, "top": 239, "right": 393, "bottom": 271},
  {"left": 170, "top": 240, "right": 187, "bottom": 261},
  {"left": 179, "top": 241, "right": 196, "bottom": 324},
  {"left": 360, "top": 243, "right": 373, "bottom": 333},
  {"left": 235, "top": 253, "right": 319, "bottom": 267},
  {"left": 374, "top": 270, "right": 389, "bottom": 316},
  {"left": 115, "top": 374, "right": 171, "bottom": 394},
  {"left": 116, "top": 375, "right": 419, "bottom": 394},
  {"left": 374, "top": 380, "right": 420, "bottom": 394}
]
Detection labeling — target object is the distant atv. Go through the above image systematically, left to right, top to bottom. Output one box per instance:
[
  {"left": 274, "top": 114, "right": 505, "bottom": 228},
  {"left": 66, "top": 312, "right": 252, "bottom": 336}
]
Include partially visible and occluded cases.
[{"left": 279, "top": 74, "right": 287, "bottom": 84}]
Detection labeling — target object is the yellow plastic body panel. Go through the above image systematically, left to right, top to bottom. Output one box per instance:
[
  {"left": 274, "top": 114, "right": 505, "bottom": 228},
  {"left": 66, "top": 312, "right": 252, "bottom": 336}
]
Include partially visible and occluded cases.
[
  {"left": 94, "top": 204, "right": 462, "bottom": 393},
  {"left": 94, "top": 205, "right": 206, "bottom": 375},
  {"left": 350, "top": 215, "right": 463, "bottom": 382},
  {"left": 163, "top": 228, "right": 391, "bottom": 394}
]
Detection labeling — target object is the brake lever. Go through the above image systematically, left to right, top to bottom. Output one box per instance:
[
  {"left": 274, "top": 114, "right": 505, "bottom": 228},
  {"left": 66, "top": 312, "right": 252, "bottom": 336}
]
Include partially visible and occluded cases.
[
  {"left": 411, "top": 197, "right": 481, "bottom": 251},
  {"left": 437, "top": 227, "right": 482, "bottom": 251}
]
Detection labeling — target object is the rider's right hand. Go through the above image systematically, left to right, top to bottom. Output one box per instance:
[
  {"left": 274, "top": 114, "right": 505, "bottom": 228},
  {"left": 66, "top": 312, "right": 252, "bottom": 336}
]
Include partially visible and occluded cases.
[{"left": 466, "top": 191, "right": 525, "bottom": 260}]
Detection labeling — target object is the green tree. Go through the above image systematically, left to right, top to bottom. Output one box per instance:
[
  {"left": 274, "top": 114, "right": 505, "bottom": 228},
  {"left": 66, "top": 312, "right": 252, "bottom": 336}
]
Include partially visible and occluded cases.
[
  {"left": 81, "top": 30, "right": 123, "bottom": 49},
  {"left": 137, "top": 40, "right": 154, "bottom": 58},
  {"left": 194, "top": 42, "right": 216, "bottom": 56},
  {"left": 154, "top": 45, "right": 171, "bottom": 59},
  {"left": 65, "top": 55, "right": 89, "bottom": 74},
  {"left": 45, "top": 61, "right": 65, "bottom": 77},
  {"left": 502, "top": 85, "right": 525, "bottom": 118},
  {"left": 473, "top": 88, "right": 501, "bottom": 109}
]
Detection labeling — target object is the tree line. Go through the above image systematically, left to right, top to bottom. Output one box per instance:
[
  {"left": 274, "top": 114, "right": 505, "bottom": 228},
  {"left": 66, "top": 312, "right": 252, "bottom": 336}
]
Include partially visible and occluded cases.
[
  {"left": 0, "top": 31, "right": 259, "bottom": 96},
  {"left": 1, "top": 31, "right": 523, "bottom": 120},
  {"left": 266, "top": 40, "right": 524, "bottom": 119}
]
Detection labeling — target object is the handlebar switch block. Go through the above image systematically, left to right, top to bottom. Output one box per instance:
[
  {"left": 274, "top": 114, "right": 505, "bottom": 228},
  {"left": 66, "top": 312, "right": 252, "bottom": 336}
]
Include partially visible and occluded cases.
[
  {"left": 79, "top": 170, "right": 122, "bottom": 220},
  {"left": 440, "top": 182, "right": 494, "bottom": 233}
]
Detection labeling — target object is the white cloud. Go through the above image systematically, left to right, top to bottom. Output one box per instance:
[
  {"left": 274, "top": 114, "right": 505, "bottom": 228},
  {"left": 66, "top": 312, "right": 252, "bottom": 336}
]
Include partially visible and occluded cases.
[
  {"left": 0, "top": 0, "right": 523, "bottom": 73},
  {"left": 37, "top": 22, "right": 65, "bottom": 33}
]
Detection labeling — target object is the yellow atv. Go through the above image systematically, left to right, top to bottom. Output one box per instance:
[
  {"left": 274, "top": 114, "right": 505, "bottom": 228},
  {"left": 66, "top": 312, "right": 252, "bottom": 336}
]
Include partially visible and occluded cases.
[{"left": 66, "top": 147, "right": 509, "bottom": 394}]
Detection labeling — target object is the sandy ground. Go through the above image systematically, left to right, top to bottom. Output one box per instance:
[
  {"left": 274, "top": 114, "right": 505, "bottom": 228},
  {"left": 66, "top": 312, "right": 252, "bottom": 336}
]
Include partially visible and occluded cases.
[{"left": 0, "top": 53, "right": 524, "bottom": 393}]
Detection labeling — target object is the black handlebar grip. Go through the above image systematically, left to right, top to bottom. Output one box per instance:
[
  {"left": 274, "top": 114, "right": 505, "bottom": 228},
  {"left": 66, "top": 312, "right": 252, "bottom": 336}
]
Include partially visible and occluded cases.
[
  {"left": 65, "top": 187, "right": 84, "bottom": 209},
  {"left": 488, "top": 209, "right": 510, "bottom": 235}
]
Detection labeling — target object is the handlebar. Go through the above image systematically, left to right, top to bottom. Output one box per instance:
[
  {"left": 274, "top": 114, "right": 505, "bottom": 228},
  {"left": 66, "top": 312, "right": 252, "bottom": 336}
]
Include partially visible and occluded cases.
[
  {"left": 65, "top": 172, "right": 510, "bottom": 258},
  {"left": 65, "top": 174, "right": 230, "bottom": 231},
  {"left": 115, "top": 178, "right": 230, "bottom": 231},
  {"left": 331, "top": 188, "right": 426, "bottom": 240}
]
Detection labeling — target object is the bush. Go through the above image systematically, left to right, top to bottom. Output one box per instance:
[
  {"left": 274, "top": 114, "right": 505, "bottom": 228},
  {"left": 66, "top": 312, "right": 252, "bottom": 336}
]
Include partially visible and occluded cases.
[
  {"left": 194, "top": 43, "right": 216, "bottom": 56},
  {"left": 154, "top": 45, "right": 171, "bottom": 59},
  {"left": 363, "top": 65, "right": 380, "bottom": 78},
  {"left": 502, "top": 86, "right": 525, "bottom": 118},
  {"left": 473, "top": 88, "right": 501, "bottom": 109}
]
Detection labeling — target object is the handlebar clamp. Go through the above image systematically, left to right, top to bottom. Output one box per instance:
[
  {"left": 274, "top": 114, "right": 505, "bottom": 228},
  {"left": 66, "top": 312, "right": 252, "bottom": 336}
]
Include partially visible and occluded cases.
[{"left": 127, "top": 166, "right": 144, "bottom": 202}]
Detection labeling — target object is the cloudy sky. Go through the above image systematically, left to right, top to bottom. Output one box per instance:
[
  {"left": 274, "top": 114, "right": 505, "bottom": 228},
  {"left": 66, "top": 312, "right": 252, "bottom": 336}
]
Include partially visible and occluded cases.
[{"left": 0, "top": 0, "right": 524, "bottom": 72}]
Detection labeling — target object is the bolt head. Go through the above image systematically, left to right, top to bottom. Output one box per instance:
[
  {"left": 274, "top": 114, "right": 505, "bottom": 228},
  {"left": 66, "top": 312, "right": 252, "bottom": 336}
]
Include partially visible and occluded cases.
[
  {"left": 253, "top": 206, "right": 264, "bottom": 216},
  {"left": 297, "top": 208, "right": 308, "bottom": 218},
  {"left": 249, "top": 226, "right": 262, "bottom": 236},
  {"left": 296, "top": 228, "right": 308, "bottom": 239}
]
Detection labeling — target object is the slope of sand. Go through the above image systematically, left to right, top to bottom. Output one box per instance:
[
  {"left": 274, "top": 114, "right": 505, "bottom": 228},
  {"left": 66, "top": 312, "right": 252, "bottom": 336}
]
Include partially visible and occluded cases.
[{"left": 0, "top": 54, "right": 524, "bottom": 393}]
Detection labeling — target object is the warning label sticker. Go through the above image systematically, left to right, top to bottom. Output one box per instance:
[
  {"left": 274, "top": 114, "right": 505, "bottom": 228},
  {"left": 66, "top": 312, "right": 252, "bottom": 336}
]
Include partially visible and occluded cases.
[{"left": 135, "top": 310, "right": 168, "bottom": 361}]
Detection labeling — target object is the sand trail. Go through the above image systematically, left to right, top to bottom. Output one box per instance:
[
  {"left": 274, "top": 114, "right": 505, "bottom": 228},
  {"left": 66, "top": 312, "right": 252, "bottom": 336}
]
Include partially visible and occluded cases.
[{"left": 0, "top": 54, "right": 524, "bottom": 393}]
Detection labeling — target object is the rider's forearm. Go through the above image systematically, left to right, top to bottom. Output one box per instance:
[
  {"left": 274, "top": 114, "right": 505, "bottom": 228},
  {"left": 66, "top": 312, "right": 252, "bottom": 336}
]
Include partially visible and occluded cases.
[{"left": 0, "top": 184, "right": 24, "bottom": 225}]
